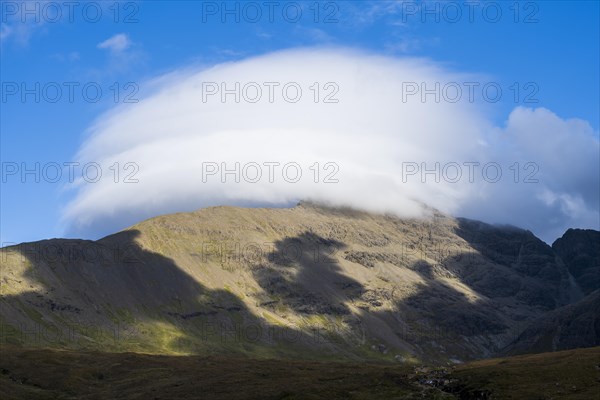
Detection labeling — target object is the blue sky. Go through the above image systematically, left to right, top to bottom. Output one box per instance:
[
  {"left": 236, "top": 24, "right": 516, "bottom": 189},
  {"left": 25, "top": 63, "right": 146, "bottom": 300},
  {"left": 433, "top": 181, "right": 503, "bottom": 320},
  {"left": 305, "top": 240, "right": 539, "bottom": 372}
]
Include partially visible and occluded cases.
[{"left": 1, "top": 0, "right": 599, "bottom": 246}]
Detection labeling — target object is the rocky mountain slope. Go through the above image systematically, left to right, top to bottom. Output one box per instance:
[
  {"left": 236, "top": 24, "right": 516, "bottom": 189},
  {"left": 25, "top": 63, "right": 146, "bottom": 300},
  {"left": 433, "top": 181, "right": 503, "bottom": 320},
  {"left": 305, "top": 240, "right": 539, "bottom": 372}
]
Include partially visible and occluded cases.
[
  {"left": 1, "top": 203, "right": 598, "bottom": 362},
  {"left": 553, "top": 229, "right": 600, "bottom": 296},
  {"left": 504, "top": 290, "right": 600, "bottom": 355}
]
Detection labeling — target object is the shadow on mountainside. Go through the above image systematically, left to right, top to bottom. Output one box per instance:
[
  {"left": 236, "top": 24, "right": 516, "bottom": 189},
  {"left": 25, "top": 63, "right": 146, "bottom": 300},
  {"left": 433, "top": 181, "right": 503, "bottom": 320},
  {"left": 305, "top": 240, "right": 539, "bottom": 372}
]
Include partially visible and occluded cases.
[
  {"left": 252, "top": 231, "right": 361, "bottom": 316},
  {"left": 381, "top": 259, "right": 510, "bottom": 360}
]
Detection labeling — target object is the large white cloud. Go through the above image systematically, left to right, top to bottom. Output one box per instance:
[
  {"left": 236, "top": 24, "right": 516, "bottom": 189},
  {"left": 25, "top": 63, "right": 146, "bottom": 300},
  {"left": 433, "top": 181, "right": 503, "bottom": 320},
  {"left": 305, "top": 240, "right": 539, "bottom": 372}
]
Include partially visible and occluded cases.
[
  {"left": 62, "top": 48, "right": 599, "bottom": 243},
  {"left": 459, "top": 106, "right": 600, "bottom": 242}
]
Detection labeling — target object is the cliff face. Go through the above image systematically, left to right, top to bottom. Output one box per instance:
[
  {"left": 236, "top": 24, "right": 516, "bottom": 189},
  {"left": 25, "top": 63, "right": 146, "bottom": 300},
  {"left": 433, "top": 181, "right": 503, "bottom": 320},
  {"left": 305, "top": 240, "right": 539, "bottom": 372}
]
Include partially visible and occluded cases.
[
  {"left": 1, "top": 204, "right": 597, "bottom": 362},
  {"left": 454, "top": 218, "right": 572, "bottom": 309},
  {"left": 552, "top": 228, "right": 600, "bottom": 296}
]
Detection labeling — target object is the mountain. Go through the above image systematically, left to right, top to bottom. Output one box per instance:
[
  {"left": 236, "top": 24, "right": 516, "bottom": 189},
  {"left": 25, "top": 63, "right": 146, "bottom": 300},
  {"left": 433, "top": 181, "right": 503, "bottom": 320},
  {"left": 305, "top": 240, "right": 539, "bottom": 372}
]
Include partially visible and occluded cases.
[
  {"left": 1, "top": 203, "right": 598, "bottom": 362},
  {"left": 553, "top": 229, "right": 600, "bottom": 296}
]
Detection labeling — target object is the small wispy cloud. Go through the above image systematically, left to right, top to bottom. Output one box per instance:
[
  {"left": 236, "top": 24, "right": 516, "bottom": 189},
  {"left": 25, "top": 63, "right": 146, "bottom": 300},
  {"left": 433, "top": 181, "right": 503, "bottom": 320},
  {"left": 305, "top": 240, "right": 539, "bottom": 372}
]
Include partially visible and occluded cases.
[
  {"left": 344, "top": 1, "right": 406, "bottom": 27},
  {"left": 0, "top": 20, "right": 43, "bottom": 46},
  {"left": 295, "top": 26, "right": 334, "bottom": 43},
  {"left": 256, "top": 30, "right": 272, "bottom": 40},
  {"left": 94, "top": 33, "right": 143, "bottom": 75},
  {"left": 97, "top": 33, "right": 132, "bottom": 53},
  {"left": 385, "top": 37, "right": 440, "bottom": 54},
  {"left": 215, "top": 48, "right": 247, "bottom": 57}
]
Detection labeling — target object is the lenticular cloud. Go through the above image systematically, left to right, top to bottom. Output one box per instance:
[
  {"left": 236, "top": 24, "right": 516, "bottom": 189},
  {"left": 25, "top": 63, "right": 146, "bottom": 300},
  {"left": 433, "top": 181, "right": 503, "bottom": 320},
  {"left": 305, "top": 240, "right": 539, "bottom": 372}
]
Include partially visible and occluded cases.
[{"left": 63, "top": 48, "right": 599, "bottom": 243}]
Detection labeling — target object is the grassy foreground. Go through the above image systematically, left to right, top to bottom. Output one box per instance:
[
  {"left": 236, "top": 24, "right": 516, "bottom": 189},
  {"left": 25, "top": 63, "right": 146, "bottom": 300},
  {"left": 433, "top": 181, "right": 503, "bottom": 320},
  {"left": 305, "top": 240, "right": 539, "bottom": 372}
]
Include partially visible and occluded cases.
[
  {"left": 0, "top": 346, "right": 598, "bottom": 399},
  {"left": 449, "top": 347, "right": 600, "bottom": 399}
]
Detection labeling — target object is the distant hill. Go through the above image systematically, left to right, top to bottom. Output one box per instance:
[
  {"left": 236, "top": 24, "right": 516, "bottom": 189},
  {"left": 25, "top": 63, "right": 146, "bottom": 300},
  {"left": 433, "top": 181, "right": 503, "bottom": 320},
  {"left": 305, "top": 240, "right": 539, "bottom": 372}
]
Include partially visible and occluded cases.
[{"left": 1, "top": 203, "right": 598, "bottom": 362}]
